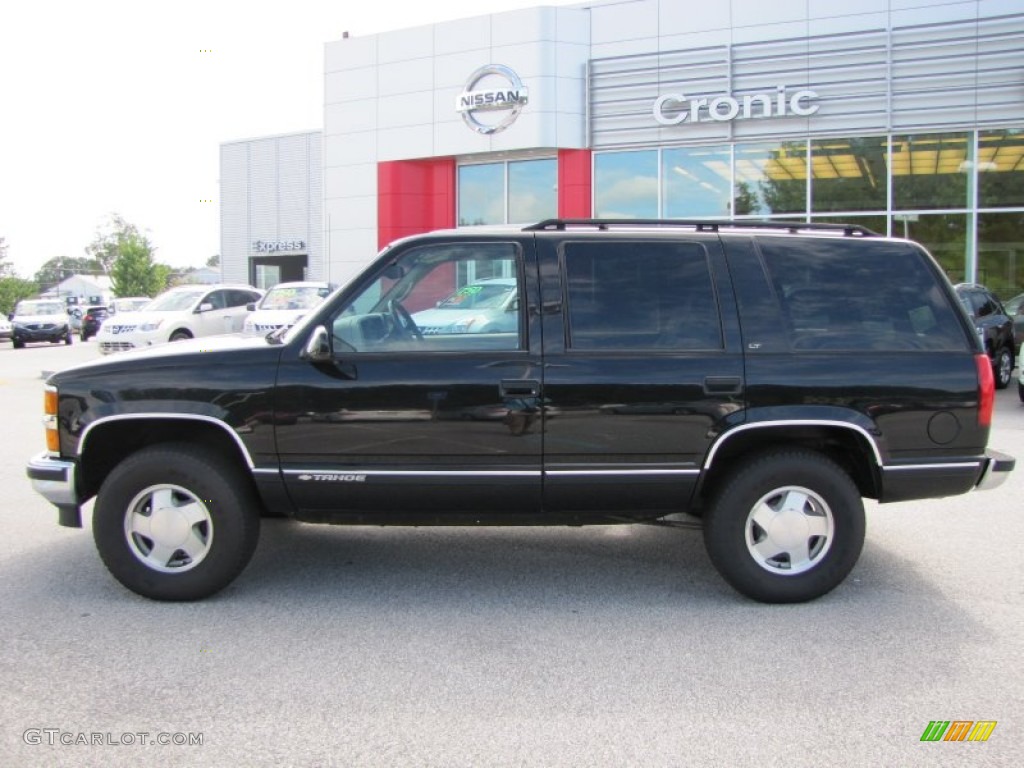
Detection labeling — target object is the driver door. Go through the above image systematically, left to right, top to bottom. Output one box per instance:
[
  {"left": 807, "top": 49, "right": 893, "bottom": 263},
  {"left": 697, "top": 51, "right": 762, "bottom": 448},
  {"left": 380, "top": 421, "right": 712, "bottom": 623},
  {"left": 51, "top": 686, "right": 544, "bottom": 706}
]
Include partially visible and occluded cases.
[{"left": 274, "top": 238, "right": 544, "bottom": 519}]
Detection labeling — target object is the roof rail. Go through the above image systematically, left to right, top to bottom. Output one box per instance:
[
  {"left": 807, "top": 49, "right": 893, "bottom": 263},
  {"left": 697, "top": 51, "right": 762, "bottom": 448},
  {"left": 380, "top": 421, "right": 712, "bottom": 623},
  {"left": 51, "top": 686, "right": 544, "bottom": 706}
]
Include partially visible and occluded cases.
[{"left": 522, "top": 218, "right": 879, "bottom": 237}]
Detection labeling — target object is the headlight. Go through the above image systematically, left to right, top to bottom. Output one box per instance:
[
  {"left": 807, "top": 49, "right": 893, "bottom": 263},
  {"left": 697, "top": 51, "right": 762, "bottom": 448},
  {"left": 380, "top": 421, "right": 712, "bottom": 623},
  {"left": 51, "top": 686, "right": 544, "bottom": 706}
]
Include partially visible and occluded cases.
[
  {"left": 451, "top": 315, "right": 486, "bottom": 333},
  {"left": 139, "top": 320, "right": 164, "bottom": 332}
]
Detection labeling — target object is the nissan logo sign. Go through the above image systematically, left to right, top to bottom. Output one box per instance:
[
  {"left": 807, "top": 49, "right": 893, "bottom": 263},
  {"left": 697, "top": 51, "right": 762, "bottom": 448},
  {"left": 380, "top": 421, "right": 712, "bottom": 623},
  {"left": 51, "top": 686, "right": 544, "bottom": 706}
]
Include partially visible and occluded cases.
[{"left": 456, "top": 64, "right": 529, "bottom": 135}]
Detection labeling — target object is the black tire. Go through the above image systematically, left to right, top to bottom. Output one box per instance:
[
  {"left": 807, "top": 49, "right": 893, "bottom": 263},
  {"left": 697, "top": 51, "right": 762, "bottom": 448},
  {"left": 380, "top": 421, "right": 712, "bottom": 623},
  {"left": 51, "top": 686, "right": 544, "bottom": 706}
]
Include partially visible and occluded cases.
[
  {"left": 169, "top": 330, "right": 192, "bottom": 342},
  {"left": 64, "top": 331, "right": 73, "bottom": 345},
  {"left": 12, "top": 339, "right": 23, "bottom": 349},
  {"left": 993, "top": 347, "right": 1013, "bottom": 390},
  {"left": 1019, "top": 379, "right": 1024, "bottom": 404},
  {"left": 93, "top": 443, "right": 260, "bottom": 600},
  {"left": 703, "top": 449, "right": 865, "bottom": 603}
]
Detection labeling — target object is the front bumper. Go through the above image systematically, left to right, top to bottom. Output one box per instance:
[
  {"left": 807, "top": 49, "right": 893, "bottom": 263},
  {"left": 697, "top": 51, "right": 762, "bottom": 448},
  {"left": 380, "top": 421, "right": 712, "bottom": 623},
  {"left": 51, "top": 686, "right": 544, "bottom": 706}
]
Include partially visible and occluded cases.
[
  {"left": 14, "top": 326, "right": 68, "bottom": 343},
  {"left": 976, "top": 449, "right": 1015, "bottom": 491},
  {"left": 26, "top": 452, "right": 82, "bottom": 527}
]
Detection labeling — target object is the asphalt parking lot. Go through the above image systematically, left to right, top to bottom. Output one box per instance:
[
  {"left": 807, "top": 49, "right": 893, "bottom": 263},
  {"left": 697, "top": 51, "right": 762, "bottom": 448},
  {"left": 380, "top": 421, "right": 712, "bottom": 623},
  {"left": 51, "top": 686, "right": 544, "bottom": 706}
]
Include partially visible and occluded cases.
[{"left": 1, "top": 339, "right": 1022, "bottom": 767}]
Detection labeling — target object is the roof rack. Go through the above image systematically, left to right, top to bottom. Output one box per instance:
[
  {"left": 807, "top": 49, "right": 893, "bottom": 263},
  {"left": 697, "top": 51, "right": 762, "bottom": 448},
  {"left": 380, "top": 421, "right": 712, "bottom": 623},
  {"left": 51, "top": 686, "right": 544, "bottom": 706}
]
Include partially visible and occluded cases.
[{"left": 522, "top": 218, "right": 879, "bottom": 237}]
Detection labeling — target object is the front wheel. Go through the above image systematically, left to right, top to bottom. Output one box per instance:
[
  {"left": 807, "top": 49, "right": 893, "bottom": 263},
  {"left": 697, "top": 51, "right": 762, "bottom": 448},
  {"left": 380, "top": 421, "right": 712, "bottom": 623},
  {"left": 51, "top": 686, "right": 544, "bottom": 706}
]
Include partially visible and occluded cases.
[
  {"left": 169, "top": 330, "right": 192, "bottom": 342},
  {"left": 93, "top": 444, "right": 260, "bottom": 600},
  {"left": 703, "top": 450, "right": 865, "bottom": 603}
]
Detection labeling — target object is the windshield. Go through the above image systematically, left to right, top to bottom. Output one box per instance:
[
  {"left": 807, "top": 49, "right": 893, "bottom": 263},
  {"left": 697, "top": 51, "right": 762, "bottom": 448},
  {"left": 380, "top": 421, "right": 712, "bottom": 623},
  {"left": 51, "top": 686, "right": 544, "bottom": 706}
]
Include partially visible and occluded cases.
[
  {"left": 437, "top": 282, "right": 515, "bottom": 310},
  {"left": 259, "top": 285, "right": 330, "bottom": 311},
  {"left": 145, "top": 290, "right": 205, "bottom": 312},
  {"left": 15, "top": 301, "right": 64, "bottom": 316}
]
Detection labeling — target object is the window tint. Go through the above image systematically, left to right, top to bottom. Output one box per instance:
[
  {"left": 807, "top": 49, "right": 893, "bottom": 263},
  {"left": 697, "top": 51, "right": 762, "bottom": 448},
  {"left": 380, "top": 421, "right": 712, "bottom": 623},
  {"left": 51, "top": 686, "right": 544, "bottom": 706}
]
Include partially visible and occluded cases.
[
  {"left": 761, "top": 239, "right": 968, "bottom": 351},
  {"left": 564, "top": 241, "right": 722, "bottom": 350},
  {"left": 329, "top": 243, "right": 522, "bottom": 353}
]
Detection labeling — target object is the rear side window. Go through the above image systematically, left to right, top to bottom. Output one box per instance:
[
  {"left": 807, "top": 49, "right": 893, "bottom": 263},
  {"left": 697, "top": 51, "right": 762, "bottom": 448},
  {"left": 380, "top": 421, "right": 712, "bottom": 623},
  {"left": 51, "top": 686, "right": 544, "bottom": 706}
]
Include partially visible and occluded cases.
[
  {"left": 760, "top": 239, "right": 968, "bottom": 351},
  {"left": 563, "top": 241, "right": 722, "bottom": 350}
]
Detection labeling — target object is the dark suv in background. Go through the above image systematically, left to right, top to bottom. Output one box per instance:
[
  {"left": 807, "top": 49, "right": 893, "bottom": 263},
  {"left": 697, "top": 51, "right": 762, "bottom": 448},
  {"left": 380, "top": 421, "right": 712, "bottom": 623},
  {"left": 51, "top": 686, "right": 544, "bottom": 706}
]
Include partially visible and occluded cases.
[
  {"left": 26, "top": 220, "right": 1014, "bottom": 604},
  {"left": 955, "top": 283, "right": 1015, "bottom": 388}
]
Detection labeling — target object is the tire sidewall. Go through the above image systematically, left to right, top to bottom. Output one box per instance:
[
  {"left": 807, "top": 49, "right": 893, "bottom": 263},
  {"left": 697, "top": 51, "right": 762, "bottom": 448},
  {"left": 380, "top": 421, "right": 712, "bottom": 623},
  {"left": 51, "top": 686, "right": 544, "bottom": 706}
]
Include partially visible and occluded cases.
[
  {"left": 93, "top": 445, "right": 259, "bottom": 600},
  {"left": 704, "top": 451, "right": 866, "bottom": 603}
]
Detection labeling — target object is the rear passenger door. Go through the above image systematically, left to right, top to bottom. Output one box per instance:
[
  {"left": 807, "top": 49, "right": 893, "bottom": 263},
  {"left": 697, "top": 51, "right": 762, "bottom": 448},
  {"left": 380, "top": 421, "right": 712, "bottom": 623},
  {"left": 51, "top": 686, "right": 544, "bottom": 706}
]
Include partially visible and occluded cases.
[{"left": 537, "top": 235, "right": 744, "bottom": 516}]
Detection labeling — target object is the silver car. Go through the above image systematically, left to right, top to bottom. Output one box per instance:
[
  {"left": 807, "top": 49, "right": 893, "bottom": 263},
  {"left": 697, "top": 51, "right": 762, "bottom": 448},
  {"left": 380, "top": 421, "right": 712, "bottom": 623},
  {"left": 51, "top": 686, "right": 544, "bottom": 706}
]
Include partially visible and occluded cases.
[{"left": 411, "top": 278, "right": 518, "bottom": 335}]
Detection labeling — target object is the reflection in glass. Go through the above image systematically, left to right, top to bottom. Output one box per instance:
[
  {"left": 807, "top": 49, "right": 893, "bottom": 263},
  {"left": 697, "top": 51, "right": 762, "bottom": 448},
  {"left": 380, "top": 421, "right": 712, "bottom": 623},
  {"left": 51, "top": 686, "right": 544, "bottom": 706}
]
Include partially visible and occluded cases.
[
  {"left": 979, "top": 129, "right": 1024, "bottom": 208},
  {"left": 891, "top": 133, "right": 969, "bottom": 210},
  {"left": 811, "top": 137, "right": 887, "bottom": 212},
  {"left": 733, "top": 141, "right": 807, "bottom": 215},
  {"left": 662, "top": 146, "right": 731, "bottom": 217},
  {"left": 594, "top": 150, "right": 658, "bottom": 218},
  {"left": 508, "top": 159, "right": 557, "bottom": 223},
  {"left": 458, "top": 163, "right": 504, "bottom": 226},
  {"left": 979, "top": 212, "right": 1024, "bottom": 299},
  {"left": 901, "top": 213, "right": 968, "bottom": 284},
  {"left": 811, "top": 214, "right": 888, "bottom": 237}
]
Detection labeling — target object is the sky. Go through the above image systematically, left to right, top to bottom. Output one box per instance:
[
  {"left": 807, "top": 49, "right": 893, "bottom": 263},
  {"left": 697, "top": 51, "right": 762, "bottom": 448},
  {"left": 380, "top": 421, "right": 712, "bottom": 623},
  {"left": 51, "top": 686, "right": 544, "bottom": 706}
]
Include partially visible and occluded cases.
[{"left": 0, "top": 0, "right": 585, "bottom": 279}]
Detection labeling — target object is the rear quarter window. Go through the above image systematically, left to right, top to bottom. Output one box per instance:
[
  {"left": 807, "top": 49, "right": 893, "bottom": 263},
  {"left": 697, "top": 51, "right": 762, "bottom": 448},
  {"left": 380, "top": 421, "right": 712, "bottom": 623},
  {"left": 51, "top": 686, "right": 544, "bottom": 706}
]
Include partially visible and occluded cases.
[{"left": 759, "top": 238, "right": 969, "bottom": 351}]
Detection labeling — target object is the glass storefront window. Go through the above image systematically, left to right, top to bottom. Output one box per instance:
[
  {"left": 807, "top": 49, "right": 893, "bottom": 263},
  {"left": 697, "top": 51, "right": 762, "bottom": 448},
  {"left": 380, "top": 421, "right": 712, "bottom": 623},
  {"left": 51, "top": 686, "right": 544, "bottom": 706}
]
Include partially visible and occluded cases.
[
  {"left": 979, "top": 129, "right": 1024, "bottom": 208},
  {"left": 891, "top": 133, "right": 970, "bottom": 210},
  {"left": 811, "top": 137, "right": 887, "bottom": 213},
  {"left": 733, "top": 141, "right": 807, "bottom": 216},
  {"left": 662, "top": 146, "right": 731, "bottom": 218},
  {"left": 594, "top": 150, "right": 658, "bottom": 218},
  {"left": 508, "top": 159, "right": 557, "bottom": 223},
  {"left": 458, "top": 163, "right": 504, "bottom": 226},
  {"left": 979, "top": 212, "right": 1024, "bottom": 300},
  {"left": 900, "top": 213, "right": 968, "bottom": 284},
  {"left": 811, "top": 214, "right": 888, "bottom": 237}
]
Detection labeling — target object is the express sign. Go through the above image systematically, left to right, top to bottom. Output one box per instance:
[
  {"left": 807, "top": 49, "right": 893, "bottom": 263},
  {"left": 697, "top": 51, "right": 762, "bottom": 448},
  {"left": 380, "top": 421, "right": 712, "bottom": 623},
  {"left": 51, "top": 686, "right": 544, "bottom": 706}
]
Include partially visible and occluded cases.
[{"left": 653, "top": 86, "right": 819, "bottom": 125}]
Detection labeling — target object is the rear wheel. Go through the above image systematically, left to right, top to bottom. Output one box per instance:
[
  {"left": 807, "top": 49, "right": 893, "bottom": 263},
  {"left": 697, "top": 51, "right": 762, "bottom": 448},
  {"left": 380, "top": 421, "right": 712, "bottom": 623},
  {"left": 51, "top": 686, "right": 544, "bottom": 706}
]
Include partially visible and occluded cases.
[
  {"left": 64, "top": 330, "right": 73, "bottom": 345},
  {"left": 169, "top": 330, "right": 192, "bottom": 342},
  {"left": 993, "top": 347, "right": 1013, "bottom": 389},
  {"left": 93, "top": 443, "right": 260, "bottom": 600},
  {"left": 704, "top": 450, "right": 865, "bottom": 603}
]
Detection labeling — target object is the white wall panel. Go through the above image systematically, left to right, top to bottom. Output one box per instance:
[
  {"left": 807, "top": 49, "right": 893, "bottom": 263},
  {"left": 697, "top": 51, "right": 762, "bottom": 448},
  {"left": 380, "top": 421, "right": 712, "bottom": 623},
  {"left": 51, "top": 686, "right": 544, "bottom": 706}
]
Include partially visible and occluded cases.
[
  {"left": 591, "top": 0, "right": 658, "bottom": 47},
  {"left": 492, "top": 8, "right": 557, "bottom": 46},
  {"left": 434, "top": 15, "right": 492, "bottom": 56},
  {"left": 378, "top": 26, "right": 434, "bottom": 64},
  {"left": 324, "top": 36, "right": 376, "bottom": 73},
  {"left": 377, "top": 58, "right": 436, "bottom": 97},
  {"left": 325, "top": 68, "right": 378, "bottom": 104},
  {"left": 377, "top": 91, "right": 435, "bottom": 129},
  {"left": 377, "top": 125, "right": 436, "bottom": 162},
  {"left": 324, "top": 131, "right": 377, "bottom": 168}
]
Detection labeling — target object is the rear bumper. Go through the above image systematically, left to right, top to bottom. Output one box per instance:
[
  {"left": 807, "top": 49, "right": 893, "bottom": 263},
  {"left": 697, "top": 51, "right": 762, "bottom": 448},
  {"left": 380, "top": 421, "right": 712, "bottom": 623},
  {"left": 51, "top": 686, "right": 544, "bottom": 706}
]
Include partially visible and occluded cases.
[
  {"left": 976, "top": 449, "right": 1015, "bottom": 491},
  {"left": 25, "top": 452, "right": 82, "bottom": 527}
]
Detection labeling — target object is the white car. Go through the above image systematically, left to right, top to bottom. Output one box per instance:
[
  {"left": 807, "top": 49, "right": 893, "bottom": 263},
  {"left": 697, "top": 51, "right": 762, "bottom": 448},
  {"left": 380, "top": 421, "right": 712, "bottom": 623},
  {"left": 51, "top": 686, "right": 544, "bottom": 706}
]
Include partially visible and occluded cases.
[
  {"left": 242, "top": 281, "right": 333, "bottom": 336},
  {"left": 97, "top": 284, "right": 262, "bottom": 355},
  {"left": 108, "top": 296, "right": 153, "bottom": 315},
  {"left": 0, "top": 314, "right": 12, "bottom": 341}
]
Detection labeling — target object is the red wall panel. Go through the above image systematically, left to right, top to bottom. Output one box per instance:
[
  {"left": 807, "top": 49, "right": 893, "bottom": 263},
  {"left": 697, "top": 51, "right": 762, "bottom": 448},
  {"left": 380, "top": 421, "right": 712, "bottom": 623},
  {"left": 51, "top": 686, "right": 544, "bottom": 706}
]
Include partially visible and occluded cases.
[
  {"left": 558, "top": 149, "right": 592, "bottom": 219},
  {"left": 377, "top": 158, "right": 456, "bottom": 250}
]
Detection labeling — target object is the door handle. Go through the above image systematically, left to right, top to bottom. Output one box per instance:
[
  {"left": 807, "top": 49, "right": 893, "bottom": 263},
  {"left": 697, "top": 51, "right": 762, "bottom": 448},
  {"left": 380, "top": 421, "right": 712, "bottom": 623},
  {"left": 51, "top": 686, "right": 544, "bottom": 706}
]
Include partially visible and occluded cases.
[
  {"left": 703, "top": 376, "right": 743, "bottom": 395},
  {"left": 500, "top": 379, "right": 541, "bottom": 398}
]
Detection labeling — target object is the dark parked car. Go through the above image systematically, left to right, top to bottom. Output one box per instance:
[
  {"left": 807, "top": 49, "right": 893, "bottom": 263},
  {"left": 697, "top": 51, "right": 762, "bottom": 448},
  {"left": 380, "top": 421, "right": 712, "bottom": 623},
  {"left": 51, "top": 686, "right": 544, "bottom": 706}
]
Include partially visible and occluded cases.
[
  {"left": 26, "top": 220, "right": 1014, "bottom": 604},
  {"left": 954, "top": 283, "right": 1015, "bottom": 389},
  {"left": 1002, "top": 292, "right": 1024, "bottom": 352},
  {"left": 10, "top": 299, "right": 72, "bottom": 348},
  {"left": 79, "top": 306, "right": 109, "bottom": 341}
]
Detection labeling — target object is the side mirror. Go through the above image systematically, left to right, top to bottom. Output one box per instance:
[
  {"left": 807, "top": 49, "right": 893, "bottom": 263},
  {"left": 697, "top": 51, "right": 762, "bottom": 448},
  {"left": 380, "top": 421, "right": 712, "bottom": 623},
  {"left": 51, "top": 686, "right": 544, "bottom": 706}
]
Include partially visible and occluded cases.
[
  {"left": 197, "top": 302, "right": 214, "bottom": 313},
  {"left": 246, "top": 302, "right": 256, "bottom": 312},
  {"left": 301, "top": 326, "right": 332, "bottom": 362}
]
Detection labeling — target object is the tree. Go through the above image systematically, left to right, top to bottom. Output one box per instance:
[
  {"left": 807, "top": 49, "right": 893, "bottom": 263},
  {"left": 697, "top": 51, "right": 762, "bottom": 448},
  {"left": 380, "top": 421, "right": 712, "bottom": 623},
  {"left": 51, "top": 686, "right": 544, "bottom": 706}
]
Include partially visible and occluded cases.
[
  {"left": 85, "top": 214, "right": 147, "bottom": 275},
  {"left": 110, "top": 233, "right": 168, "bottom": 298},
  {"left": 0, "top": 236, "right": 10, "bottom": 277},
  {"left": 206, "top": 253, "right": 220, "bottom": 268},
  {"left": 33, "top": 255, "right": 104, "bottom": 287},
  {"left": 0, "top": 276, "right": 38, "bottom": 316}
]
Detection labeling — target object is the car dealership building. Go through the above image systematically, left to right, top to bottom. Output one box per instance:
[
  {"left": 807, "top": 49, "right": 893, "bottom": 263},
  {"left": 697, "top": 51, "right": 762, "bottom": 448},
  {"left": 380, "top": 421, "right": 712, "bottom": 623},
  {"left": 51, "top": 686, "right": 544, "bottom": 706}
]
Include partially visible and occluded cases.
[{"left": 221, "top": 0, "right": 1023, "bottom": 296}]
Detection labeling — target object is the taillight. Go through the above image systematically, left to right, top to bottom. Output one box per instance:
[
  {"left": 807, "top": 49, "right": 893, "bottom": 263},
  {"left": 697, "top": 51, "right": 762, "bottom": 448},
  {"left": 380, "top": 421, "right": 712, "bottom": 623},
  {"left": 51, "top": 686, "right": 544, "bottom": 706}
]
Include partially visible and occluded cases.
[
  {"left": 976, "top": 353, "right": 994, "bottom": 427},
  {"left": 43, "top": 385, "right": 59, "bottom": 453}
]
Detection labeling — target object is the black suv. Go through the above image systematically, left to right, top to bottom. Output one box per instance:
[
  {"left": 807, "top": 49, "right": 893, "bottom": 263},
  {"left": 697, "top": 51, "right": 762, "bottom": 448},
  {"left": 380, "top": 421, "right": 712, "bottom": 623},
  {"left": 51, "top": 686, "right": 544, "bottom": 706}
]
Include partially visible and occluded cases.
[
  {"left": 26, "top": 220, "right": 1014, "bottom": 604},
  {"left": 954, "top": 283, "right": 1015, "bottom": 389}
]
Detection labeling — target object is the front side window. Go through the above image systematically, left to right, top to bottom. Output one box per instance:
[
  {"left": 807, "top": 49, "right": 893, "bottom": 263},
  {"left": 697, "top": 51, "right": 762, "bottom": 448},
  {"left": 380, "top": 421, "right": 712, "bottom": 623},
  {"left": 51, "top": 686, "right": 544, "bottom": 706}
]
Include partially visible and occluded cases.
[
  {"left": 563, "top": 241, "right": 722, "bottom": 350},
  {"left": 329, "top": 242, "right": 523, "bottom": 353}
]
